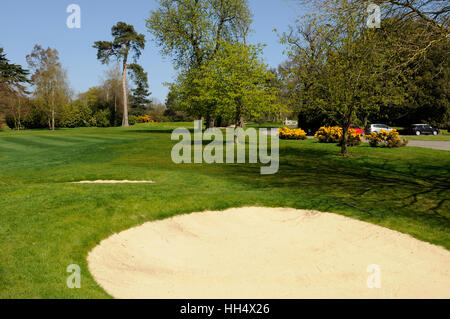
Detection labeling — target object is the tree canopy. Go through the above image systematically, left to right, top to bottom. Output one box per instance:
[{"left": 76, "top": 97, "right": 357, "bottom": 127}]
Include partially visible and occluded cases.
[
  {"left": 146, "top": 0, "right": 252, "bottom": 69},
  {"left": 175, "top": 41, "right": 279, "bottom": 139},
  {"left": 26, "top": 45, "right": 71, "bottom": 130},
  {"left": 0, "top": 48, "right": 29, "bottom": 93},
  {"left": 128, "top": 63, "right": 151, "bottom": 115}
]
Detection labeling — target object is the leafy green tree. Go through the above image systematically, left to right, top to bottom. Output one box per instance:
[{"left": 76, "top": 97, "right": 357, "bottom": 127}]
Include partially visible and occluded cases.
[
  {"left": 147, "top": 0, "right": 252, "bottom": 124},
  {"left": 147, "top": 0, "right": 252, "bottom": 69},
  {"left": 307, "top": 0, "right": 449, "bottom": 70},
  {"left": 284, "top": 1, "right": 449, "bottom": 135},
  {"left": 284, "top": 2, "right": 407, "bottom": 155},
  {"left": 318, "top": 8, "right": 391, "bottom": 155},
  {"left": 279, "top": 18, "right": 331, "bottom": 132},
  {"left": 376, "top": 21, "right": 449, "bottom": 127},
  {"left": 93, "top": 22, "right": 146, "bottom": 127},
  {"left": 177, "top": 42, "right": 279, "bottom": 143},
  {"left": 26, "top": 45, "right": 71, "bottom": 130},
  {"left": 0, "top": 48, "right": 30, "bottom": 129},
  {"left": 78, "top": 65, "right": 132, "bottom": 127},
  {"left": 101, "top": 65, "right": 123, "bottom": 125},
  {"left": 79, "top": 87, "right": 105, "bottom": 111},
  {"left": 163, "top": 87, "right": 192, "bottom": 122}
]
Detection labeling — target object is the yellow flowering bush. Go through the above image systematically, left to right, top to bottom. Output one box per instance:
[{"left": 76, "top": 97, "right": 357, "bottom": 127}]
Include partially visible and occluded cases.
[
  {"left": 137, "top": 115, "right": 154, "bottom": 123},
  {"left": 314, "top": 126, "right": 362, "bottom": 146},
  {"left": 315, "top": 126, "right": 342, "bottom": 143},
  {"left": 278, "top": 127, "right": 307, "bottom": 140},
  {"left": 345, "top": 129, "right": 363, "bottom": 146},
  {"left": 366, "top": 129, "right": 408, "bottom": 148}
]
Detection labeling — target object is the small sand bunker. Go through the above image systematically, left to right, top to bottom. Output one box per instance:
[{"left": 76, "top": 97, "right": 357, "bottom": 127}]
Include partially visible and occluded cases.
[
  {"left": 71, "top": 180, "right": 154, "bottom": 184},
  {"left": 88, "top": 207, "right": 450, "bottom": 299}
]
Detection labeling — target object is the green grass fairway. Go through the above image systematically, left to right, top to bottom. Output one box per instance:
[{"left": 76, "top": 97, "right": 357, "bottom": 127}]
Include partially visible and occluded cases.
[{"left": 0, "top": 123, "right": 449, "bottom": 298}]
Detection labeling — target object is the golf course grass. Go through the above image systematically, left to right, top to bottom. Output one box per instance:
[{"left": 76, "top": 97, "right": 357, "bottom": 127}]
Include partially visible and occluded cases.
[{"left": 0, "top": 122, "right": 449, "bottom": 298}]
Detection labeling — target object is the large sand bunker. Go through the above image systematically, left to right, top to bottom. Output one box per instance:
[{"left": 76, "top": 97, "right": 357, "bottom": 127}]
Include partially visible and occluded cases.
[{"left": 88, "top": 207, "right": 450, "bottom": 299}]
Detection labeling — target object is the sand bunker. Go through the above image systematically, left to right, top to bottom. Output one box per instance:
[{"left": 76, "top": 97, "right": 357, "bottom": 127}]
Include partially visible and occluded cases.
[
  {"left": 71, "top": 180, "right": 154, "bottom": 184},
  {"left": 87, "top": 207, "right": 450, "bottom": 299}
]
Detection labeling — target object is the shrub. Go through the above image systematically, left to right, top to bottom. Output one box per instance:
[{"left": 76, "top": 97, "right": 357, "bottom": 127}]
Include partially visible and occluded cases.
[
  {"left": 58, "top": 100, "right": 92, "bottom": 128},
  {"left": 21, "top": 102, "right": 48, "bottom": 129},
  {"left": 148, "top": 105, "right": 169, "bottom": 122},
  {"left": 92, "top": 109, "right": 110, "bottom": 127},
  {"left": 5, "top": 114, "right": 16, "bottom": 129},
  {"left": 128, "top": 115, "right": 138, "bottom": 126},
  {"left": 137, "top": 115, "right": 154, "bottom": 123},
  {"left": 315, "top": 126, "right": 362, "bottom": 146},
  {"left": 315, "top": 126, "right": 342, "bottom": 143},
  {"left": 278, "top": 127, "right": 307, "bottom": 140},
  {"left": 342, "top": 129, "right": 362, "bottom": 147},
  {"left": 366, "top": 129, "right": 408, "bottom": 148}
]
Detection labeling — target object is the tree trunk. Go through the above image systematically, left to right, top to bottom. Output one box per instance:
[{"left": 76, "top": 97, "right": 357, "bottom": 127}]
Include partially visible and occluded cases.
[
  {"left": 122, "top": 59, "right": 129, "bottom": 127},
  {"left": 50, "top": 86, "right": 55, "bottom": 130},
  {"left": 17, "top": 98, "right": 22, "bottom": 130},
  {"left": 234, "top": 105, "right": 242, "bottom": 144},
  {"left": 52, "top": 108, "right": 55, "bottom": 131},
  {"left": 298, "top": 112, "right": 304, "bottom": 129},
  {"left": 13, "top": 114, "right": 18, "bottom": 130},
  {"left": 363, "top": 114, "right": 369, "bottom": 133},
  {"left": 216, "top": 116, "right": 223, "bottom": 128},
  {"left": 239, "top": 116, "right": 246, "bottom": 129},
  {"left": 208, "top": 117, "right": 215, "bottom": 129},
  {"left": 234, "top": 120, "right": 240, "bottom": 144},
  {"left": 341, "top": 126, "right": 348, "bottom": 156}
]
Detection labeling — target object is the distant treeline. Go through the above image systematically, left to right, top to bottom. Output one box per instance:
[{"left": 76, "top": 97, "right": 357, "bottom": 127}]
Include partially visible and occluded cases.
[{"left": 1, "top": 0, "right": 449, "bottom": 147}]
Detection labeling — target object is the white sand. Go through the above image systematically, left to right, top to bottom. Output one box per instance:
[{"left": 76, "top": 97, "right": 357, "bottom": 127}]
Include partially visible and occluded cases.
[
  {"left": 71, "top": 180, "right": 154, "bottom": 184},
  {"left": 87, "top": 207, "right": 450, "bottom": 299}
]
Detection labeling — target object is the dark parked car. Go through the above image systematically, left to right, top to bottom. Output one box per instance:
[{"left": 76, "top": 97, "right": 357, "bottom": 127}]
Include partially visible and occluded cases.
[{"left": 410, "top": 124, "right": 439, "bottom": 136}]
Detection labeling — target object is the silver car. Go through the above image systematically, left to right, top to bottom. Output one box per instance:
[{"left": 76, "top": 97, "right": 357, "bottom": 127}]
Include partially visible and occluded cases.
[{"left": 368, "top": 124, "right": 394, "bottom": 134}]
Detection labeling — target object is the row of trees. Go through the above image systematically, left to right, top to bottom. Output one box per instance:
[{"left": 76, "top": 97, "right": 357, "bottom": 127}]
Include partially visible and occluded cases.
[
  {"left": 1, "top": 0, "right": 448, "bottom": 154},
  {"left": 0, "top": 39, "right": 153, "bottom": 130}
]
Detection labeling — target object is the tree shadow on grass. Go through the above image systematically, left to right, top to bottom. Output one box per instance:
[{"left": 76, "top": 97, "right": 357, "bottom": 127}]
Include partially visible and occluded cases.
[
  {"left": 125, "top": 129, "right": 191, "bottom": 134},
  {"left": 214, "top": 144, "right": 450, "bottom": 223}
]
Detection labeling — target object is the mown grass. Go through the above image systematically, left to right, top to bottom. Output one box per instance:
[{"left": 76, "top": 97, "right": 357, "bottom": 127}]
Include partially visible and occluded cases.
[
  {"left": 0, "top": 123, "right": 449, "bottom": 298},
  {"left": 406, "top": 134, "right": 450, "bottom": 141}
]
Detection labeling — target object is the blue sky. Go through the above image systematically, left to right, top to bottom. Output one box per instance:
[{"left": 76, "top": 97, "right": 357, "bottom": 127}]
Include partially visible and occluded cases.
[{"left": 0, "top": 0, "right": 305, "bottom": 102}]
